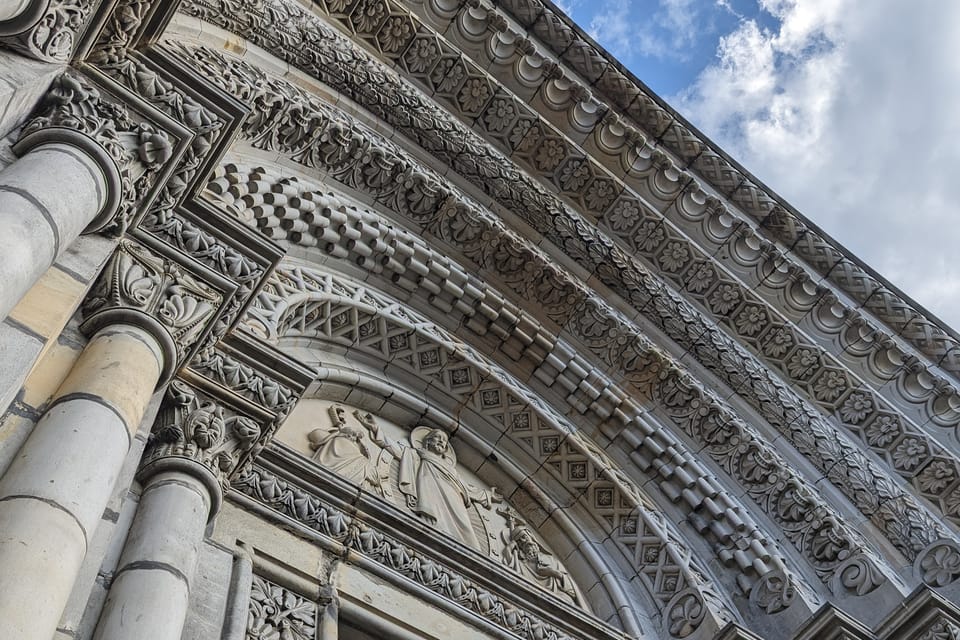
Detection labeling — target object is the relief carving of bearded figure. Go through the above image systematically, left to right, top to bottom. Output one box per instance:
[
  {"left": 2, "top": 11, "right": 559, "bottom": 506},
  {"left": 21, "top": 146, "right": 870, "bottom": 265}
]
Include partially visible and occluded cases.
[
  {"left": 308, "top": 406, "right": 386, "bottom": 494},
  {"left": 395, "top": 426, "right": 484, "bottom": 549},
  {"left": 499, "top": 510, "right": 579, "bottom": 604}
]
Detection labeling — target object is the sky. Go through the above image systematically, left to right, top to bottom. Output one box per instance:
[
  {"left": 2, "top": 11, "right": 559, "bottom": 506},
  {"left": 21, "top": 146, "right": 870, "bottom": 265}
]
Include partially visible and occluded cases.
[{"left": 555, "top": 0, "right": 960, "bottom": 332}]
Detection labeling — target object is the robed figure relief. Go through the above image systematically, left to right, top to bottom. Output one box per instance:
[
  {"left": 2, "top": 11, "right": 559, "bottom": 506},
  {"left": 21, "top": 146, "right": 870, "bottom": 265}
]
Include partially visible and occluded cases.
[
  {"left": 305, "top": 404, "right": 581, "bottom": 607},
  {"left": 308, "top": 406, "right": 387, "bottom": 494},
  {"left": 393, "top": 426, "right": 494, "bottom": 549},
  {"left": 498, "top": 508, "right": 579, "bottom": 604}
]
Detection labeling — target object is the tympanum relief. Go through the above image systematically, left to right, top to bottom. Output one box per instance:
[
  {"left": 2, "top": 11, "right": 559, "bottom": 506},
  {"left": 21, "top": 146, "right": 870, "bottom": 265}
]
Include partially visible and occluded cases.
[{"left": 282, "top": 400, "right": 582, "bottom": 606}]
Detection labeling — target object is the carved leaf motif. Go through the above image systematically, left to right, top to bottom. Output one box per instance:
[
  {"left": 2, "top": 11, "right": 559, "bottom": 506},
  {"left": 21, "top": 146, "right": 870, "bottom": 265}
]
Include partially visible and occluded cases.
[
  {"left": 117, "top": 251, "right": 159, "bottom": 305},
  {"left": 246, "top": 575, "right": 317, "bottom": 640}
]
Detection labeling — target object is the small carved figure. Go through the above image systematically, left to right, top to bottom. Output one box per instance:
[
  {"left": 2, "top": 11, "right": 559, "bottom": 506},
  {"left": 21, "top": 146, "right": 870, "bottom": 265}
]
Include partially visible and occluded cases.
[
  {"left": 308, "top": 405, "right": 386, "bottom": 494},
  {"left": 392, "top": 426, "right": 494, "bottom": 549},
  {"left": 499, "top": 509, "right": 578, "bottom": 604}
]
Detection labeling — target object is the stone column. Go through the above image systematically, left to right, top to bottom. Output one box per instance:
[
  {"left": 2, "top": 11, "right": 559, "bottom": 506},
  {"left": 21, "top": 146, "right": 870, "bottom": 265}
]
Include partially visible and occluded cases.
[
  {"left": 0, "top": 70, "right": 171, "bottom": 323},
  {"left": 0, "top": 139, "right": 113, "bottom": 321},
  {"left": 0, "top": 313, "right": 174, "bottom": 640},
  {"left": 92, "top": 381, "right": 265, "bottom": 640},
  {"left": 92, "top": 461, "right": 220, "bottom": 640}
]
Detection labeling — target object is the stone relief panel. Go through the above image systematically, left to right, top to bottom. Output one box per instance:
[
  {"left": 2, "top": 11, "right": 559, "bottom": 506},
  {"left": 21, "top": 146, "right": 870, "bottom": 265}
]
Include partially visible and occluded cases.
[
  {"left": 280, "top": 399, "right": 583, "bottom": 606},
  {"left": 246, "top": 574, "right": 318, "bottom": 640}
]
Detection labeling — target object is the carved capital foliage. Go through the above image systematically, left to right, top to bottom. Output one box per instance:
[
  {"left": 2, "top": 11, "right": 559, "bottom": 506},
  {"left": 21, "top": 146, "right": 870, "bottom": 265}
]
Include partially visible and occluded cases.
[
  {"left": 0, "top": 0, "right": 95, "bottom": 62},
  {"left": 19, "top": 71, "right": 175, "bottom": 234},
  {"left": 82, "top": 239, "right": 224, "bottom": 374},
  {"left": 144, "top": 379, "right": 269, "bottom": 496},
  {"left": 246, "top": 575, "right": 318, "bottom": 640}
]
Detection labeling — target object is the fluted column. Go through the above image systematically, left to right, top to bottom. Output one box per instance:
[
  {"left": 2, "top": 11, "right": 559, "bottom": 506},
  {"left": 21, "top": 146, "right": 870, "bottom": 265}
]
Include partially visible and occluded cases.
[
  {"left": 0, "top": 315, "right": 174, "bottom": 640},
  {"left": 93, "top": 381, "right": 265, "bottom": 640}
]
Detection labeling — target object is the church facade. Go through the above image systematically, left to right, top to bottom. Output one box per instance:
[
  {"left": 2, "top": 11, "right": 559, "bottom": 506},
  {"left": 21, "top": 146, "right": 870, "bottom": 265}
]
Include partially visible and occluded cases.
[{"left": 0, "top": 1, "right": 958, "bottom": 639}]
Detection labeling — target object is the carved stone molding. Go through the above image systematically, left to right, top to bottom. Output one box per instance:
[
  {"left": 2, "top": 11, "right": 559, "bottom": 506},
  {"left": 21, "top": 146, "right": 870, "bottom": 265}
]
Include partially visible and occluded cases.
[
  {"left": 0, "top": 0, "right": 98, "bottom": 62},
  {"left": 172, "top": 0, "right": 960, "bottom": 446},
  {"left": 470, "top": 0, "right": 960, "bottom": 388},
  {"left": 174, "top": 32, "right": 956, "bottom": 556},
  {"left": 17, "top": 70, "right": 175, "bottom": 234},
  {"left": 217, "top": 156, "right": 920, "bottom": 595},
  {"left": 243, "top": 265, "right": 917, "bottom": 621},
  {"left": 236, "top": 464, "right": 623, "bottom": 640},
  {"left": 245, "top": 574, "right": 318, "bottom": 640}
]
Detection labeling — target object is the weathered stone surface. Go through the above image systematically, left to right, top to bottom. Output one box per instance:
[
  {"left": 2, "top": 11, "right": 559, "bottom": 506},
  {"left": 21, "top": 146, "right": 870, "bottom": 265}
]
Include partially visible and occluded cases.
[{"left": 0, "top": 1, "right": 957, "bottom": 639}]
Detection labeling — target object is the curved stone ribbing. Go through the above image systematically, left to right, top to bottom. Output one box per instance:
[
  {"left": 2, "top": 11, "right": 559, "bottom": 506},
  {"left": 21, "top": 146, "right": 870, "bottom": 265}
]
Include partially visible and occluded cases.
[
  {"left": 174, "top": 0, "right": 960, "bottom": 465},
  {"left": 167, "top": 6, "right": 960, "bottom": 552},
  {"left": 177, "top": 34, "right": 954, "bottom": 565},
  {"left": 212, "top": 162, "right": 925, "bottom": 601},
  {"left": 242, "top": 264, "right": 742, "bottom": 636}
]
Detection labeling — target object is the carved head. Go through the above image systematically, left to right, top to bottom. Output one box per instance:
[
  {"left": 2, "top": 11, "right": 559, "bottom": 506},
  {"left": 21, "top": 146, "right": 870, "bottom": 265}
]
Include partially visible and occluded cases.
[
  {"left": 423, "top": 429, "right": 449, "bottom": 454},
  {"left": 513, "top": 526, "right": 540, "bottom": 560}
]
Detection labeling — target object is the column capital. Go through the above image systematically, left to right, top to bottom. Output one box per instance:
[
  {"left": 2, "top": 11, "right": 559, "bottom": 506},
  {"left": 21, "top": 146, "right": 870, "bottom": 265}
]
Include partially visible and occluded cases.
[
  {"left": 0, "top": 0, "right": 101, "bottom": 62},
  {"left": 15, "top": 70, "right": 174, "bottom": 234},
  {"left": 81, "top": 238, "right": 225, "bottom": 383},
  {"left": 139, "top": 379, "right": 273, "bottom": 518}
]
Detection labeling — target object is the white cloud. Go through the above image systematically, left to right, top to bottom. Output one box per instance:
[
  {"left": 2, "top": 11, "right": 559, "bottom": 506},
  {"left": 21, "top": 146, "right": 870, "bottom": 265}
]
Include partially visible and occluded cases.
[
  {"left": 588, "top": 0, "right": 702, "bottom": 61},
  {"left": 673, "top": 0, "right": 960, "bottom": 330}
]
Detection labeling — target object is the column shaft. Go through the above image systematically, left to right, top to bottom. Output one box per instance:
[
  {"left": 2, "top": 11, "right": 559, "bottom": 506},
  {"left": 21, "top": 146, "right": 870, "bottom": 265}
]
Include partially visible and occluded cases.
[
  {"left": 0, "top": 0, "right": 35, "bottom": 23},
  {"left": 0, "top": 141, "right": 107, "bottom": 320},
  {"left": 0, "top": 323, "right": 163, "bottom": 640},
  {"left": 94, "top": 467, "right": 213, "bottom": 640}
]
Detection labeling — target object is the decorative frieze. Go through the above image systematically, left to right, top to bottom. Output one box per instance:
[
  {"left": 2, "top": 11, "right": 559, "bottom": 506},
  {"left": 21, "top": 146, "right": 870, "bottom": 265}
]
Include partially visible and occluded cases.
[
  {"left": 172, "top": 0, "right": 960, "bottom": 448},
  {"left": 175, "top": 36, "right": 958, "bottom": 558},
  {"left": 217, "top": 154, "right": 922, "bottom": 595},
  {"left": 245, "top": 265, "right": 895, "bottom": 619},
  {"left": 243, "top": 267, "right": 743, "bottom": 634},
  {"left": 237, "top": 465, "right": 622, "bottom": 640}
]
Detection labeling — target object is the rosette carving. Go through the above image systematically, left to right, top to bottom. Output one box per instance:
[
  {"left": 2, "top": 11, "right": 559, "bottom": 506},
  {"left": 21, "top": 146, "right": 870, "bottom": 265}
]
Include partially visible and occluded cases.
[{"left": 916, "top": 540, "right": 960, "bottom": 588}]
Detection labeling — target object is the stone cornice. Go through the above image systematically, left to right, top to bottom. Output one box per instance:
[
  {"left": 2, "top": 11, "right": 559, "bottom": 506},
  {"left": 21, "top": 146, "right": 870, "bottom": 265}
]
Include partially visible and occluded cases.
[
  {"left": 481, "top": 0, "right": 960, "bottom": 385},
  {"left": 177, "top": 38, "right": 953, "bottom": 570}
]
